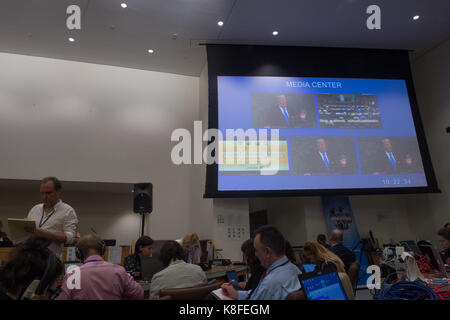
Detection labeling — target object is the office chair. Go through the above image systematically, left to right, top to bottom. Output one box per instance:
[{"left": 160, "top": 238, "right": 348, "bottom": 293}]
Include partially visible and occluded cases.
[
  {"left": 347, "top": 260, "right": 361, "bottom": 290},
  {"left": 159, "top": 282, "right": 221, "bottom": 300},
  {"left": 285, "top": 290, "right": 306, "bottom": 300}
]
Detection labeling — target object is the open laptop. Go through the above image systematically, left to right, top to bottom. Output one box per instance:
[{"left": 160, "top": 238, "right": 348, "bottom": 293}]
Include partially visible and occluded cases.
[
  {"left": 140, "top": 257, "right": 164, "bottom": 282},
  {"left": 302, "top": 264, "right": 316, "bottom": 273},
  {"left": 299, "top": 271, "right": 348, "bottom": 300}
]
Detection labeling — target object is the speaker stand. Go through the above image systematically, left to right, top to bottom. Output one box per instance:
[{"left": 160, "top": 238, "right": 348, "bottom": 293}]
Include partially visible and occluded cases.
[{"left": 140, "top": 213, "right": 146, "bottom": 237}]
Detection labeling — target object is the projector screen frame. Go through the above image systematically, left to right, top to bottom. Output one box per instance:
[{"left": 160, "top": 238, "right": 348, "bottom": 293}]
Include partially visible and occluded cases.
[{"left": 204, "top": 44, "right": 440, "bottom": 198}]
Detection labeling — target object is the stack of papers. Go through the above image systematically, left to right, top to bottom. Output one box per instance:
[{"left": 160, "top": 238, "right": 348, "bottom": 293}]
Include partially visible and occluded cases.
[
  {"left": 7, "top": 218, "right": 35, "bottom": 242},
  {"left": 211, "top": 288, "right": 233, "bottom": 300}
]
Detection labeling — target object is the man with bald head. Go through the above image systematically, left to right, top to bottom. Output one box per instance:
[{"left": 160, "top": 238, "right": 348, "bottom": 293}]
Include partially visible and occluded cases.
[
  {"left": 328, "top": 229, "right": 356, "bottom": 272},
  {"left": 58, "top": 234, "right": 143, "bottom": 300}
]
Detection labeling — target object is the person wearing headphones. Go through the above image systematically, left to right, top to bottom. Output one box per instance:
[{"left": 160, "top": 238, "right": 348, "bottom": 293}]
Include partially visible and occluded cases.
[
  {"left": 58, "top": 234, "right": 144, "bottom": 300},
  {"left": 0, "top": 236, "right": 63, "bottom": 300}
]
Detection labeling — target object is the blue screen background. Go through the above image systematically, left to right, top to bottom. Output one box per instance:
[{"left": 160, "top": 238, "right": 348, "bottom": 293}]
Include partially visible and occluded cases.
[{"left": 217, "top": 76, "right": 427, "bottom": 191}]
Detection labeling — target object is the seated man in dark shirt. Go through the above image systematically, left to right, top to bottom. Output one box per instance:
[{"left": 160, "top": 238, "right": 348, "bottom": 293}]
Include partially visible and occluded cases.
[{"left": 328, "top": 229, "right": 356, "bottom": 272}]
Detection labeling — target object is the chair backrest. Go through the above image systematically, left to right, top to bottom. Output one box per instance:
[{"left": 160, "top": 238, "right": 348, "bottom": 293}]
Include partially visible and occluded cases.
[
  {"left": 347, "top": 260, "right": 360, "bottom": 289},
  {"left": 337, "top": 272, "right": 355, "bottom": 300},
  {"left": 159, "top": 282, "right": 221, "bottom": 300},
  {"left": 285, "top": 290, "right": 306, "bottom": 300}
]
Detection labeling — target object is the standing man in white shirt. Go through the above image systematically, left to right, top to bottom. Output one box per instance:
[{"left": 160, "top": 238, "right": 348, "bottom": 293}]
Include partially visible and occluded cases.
[{"left": 26, "top": 177, "right": 78, "bottom": 257}]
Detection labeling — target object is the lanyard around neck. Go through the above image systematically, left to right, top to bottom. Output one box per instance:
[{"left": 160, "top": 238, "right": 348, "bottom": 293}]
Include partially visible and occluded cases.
[
  {"left": 39, "top": 205, "right": 56, "bottom": 228},
  {"left": 246, "top": 260, "right": 290, "bottom": 300}
]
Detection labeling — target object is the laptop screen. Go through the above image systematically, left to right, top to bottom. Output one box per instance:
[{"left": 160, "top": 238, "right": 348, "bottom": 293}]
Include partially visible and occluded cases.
[
  {"left": 303, "top": 264, "right": 316, "bottom": 273},
  {"left": 300, "top": 272, "right": 347, "bottom": 300}
]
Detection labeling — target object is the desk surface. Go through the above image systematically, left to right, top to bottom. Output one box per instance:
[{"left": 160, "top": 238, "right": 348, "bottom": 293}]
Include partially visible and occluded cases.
[
  {"left": 137, "top": 265, "right": 247, "bottom": 289},
  {"left": 205, "top": 265, "right": 247, "bottom": 280}
]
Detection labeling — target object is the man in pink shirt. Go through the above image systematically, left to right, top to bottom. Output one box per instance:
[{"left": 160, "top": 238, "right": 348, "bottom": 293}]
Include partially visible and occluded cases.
[{"left": 58, "top": 234, "right": 144, "bottom": 300}]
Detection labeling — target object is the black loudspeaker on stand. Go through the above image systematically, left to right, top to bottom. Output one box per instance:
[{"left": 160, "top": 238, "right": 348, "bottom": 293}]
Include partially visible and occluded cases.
[{"left": 133, "top": 183, "right": 153, "bottom": 237}]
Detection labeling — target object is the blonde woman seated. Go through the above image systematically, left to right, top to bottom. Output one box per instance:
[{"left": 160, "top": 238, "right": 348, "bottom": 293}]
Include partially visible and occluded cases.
[
  {"left": 176, "top": 232, "right": 202, "bottom": 264},
  {"left": 150, "top": 241, "right": 207, "bottom": 299},
  {"left": 302, "top": 242, "right": 346, "bottom": 274}
]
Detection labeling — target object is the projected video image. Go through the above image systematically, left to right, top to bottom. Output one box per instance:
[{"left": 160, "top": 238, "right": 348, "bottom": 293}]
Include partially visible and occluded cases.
[
  {"left": 216, "top": 76, "right": 430, "bottom": 191},
  {"left": 252, "top": 93, "right": 317, "bottom": 128},
  {"left": 317, "top": 94, "right": 381, "bottom": 129},
  {"left": 290, "top": 137, "right": 358, "bottom": 176},
  {"left": 358, "top": 137, "right": 424, "bottom": 174},
  {"left": 218, "top": 138, "right": 289, "bottom": 176}
]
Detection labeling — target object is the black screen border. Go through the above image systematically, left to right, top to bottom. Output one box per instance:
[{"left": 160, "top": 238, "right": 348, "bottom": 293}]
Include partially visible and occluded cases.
[{"left": 204, "top": 44, "right": 440, "bottom": 198}]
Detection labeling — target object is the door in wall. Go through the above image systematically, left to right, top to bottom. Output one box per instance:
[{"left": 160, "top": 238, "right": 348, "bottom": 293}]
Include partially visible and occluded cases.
[{"left": 249, "top": 210, "right": 268, "bottom": 236}]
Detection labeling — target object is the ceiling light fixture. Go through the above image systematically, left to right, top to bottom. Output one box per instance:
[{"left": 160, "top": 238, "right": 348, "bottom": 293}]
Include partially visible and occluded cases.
[
  {"left": 121, "top": 3, "right": 127, "bottom": 8},
  {"left": 413, "top": 15, "right": 420, "bottom": 20},
  {"left": 218, "top": 21, "right": 224, "bottom": 26},
  {"left": 272, "top": 31, "right": 279, "bottom": 36},
  {"left": 68, "top": 37, "right": 75, "bottom": 42},
  {"left": 148, "top": 49, "right": 154, "bottom": 54}
]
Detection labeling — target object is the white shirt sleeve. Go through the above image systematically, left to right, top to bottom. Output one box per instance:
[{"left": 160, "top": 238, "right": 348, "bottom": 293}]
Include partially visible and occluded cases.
[{"left": 63, "top": 207, "right": 78, "bottom": 244}]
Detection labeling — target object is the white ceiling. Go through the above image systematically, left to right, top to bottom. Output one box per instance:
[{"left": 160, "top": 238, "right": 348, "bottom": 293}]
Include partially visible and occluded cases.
[{"left": 0, "top": 0, "right": 449, "bottom": 76}]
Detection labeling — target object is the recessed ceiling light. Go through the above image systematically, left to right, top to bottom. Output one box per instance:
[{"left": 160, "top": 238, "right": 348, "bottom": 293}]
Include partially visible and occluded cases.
[
  {"left": 121, "top": 3, "right": 127, "bottom": 8},
  {"left": 413, "top": 15, "right": 420, "bottom": 20},
  {"left": 218, "top": 21, "right": 224, "bottom": 26},
  {"left": 272, "top": 31, "right": 279, "bottom": 36},
  {"left": 68, "top": 37, "right": 75, "bottom": 42},
  {"left": 148, "top": 49, "right": 154, "bottom": 54}
]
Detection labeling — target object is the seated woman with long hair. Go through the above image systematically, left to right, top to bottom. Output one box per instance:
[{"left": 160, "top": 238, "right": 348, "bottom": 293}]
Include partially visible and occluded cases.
[
  {"left": 176, "top": 232, "right": 202, "bottom": 264},
  {"left": 0, "top": 236, "right": 63, "bottom": 300},
  {"left": 239, "top": 239, "right": 266, "bottom": 291},
  {"left": 302, "top": 242, "right": 346, "bottom": 274}
]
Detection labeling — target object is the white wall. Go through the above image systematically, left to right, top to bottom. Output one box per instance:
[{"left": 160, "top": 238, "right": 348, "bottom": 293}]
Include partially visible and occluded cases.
[
  {"left": 410, "top": 39, "right": 450, "bottom": 236},
  {"left": 0, "top": 52, "right": 202, "bottom": 242},
  {"left": 189, "top": 63, "right": 214, "bottom": 240},
  {"left": 0, "top": 185, "right": 141, "bottom": 246},
  {"left": 250, "top": 195, "right": 419, "bottom": 247},
  {"left": 212, "top": 198, "right": 250, "bottom": 261}
]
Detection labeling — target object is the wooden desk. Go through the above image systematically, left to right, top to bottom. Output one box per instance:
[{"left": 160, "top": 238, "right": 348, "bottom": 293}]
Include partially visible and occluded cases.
[
  {"left": 0, "top": 246, "right": 131, "bottom": 265},
  {"left": 0, "top": 247, "right": 12, "bottom": 263},
  {"left": 205, "top": 265, "right": 247, "bottom": 284}
]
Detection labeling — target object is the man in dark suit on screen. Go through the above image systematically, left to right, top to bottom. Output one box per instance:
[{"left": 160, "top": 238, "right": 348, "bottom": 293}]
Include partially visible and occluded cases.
[
  {"left": 262, "top": 94, "right": 296, "bottom": 128},
  {"left": 302, "top": 138, "right": 353, "bottom": 175},
  {"left": 304, "top": 138, "right": 333, "bottom": 175},
  {"left": 371, "top": 138, "right": 420, "bottom": 174}
]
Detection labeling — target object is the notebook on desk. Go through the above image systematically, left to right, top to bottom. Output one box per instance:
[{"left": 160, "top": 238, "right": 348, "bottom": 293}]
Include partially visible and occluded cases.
[{"left": 211, "top": 288, "right": 233, "bottom": 300}]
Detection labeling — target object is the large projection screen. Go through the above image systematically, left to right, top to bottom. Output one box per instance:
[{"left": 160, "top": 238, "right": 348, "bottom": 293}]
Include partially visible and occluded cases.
[{"left": 204, "top": 45, "right": 439, "bottom": 198}]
